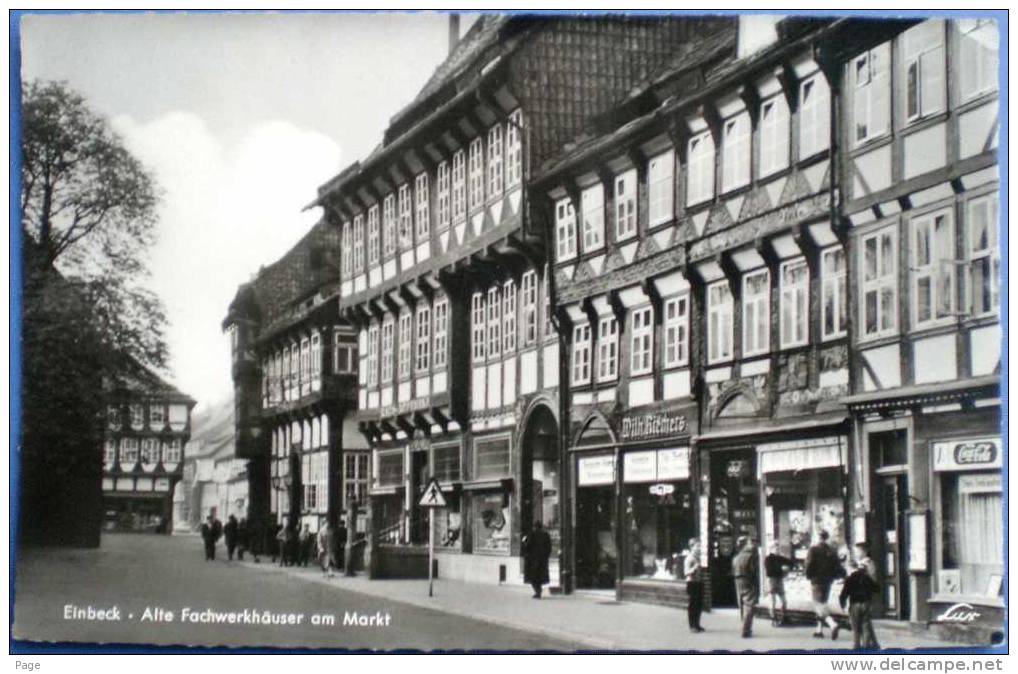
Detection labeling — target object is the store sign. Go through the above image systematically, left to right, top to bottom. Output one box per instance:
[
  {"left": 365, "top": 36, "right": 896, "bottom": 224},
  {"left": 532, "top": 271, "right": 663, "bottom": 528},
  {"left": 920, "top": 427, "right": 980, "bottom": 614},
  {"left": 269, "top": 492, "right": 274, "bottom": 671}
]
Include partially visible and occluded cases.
[
  {"left": 379, "top": 396, "right": 431, "bottom": 419},
  {"left": 620, "top": 413, "right": 688, "bottom": 440},
  {"left": 933, "top": 437, "right": 1002, "bottom": 472},
  {"left": 623, "top": 448, "right": 690, "bottom": 483},
  {"left": 658, "top": 448, "right": 690, "bottom": 480},
  {"left": 624, "top": 451, "right": 657, "bottom": 482},
  {"left": 578, "top": 455, "right": 615, "bottom": 486},
  {"left": 727, "top": 460, "right": 750, "bottom": 478},
  {"left": 649, "top": 483, "right": 675, "bottom": 496},
  {"left": 934, "top": 603, "right": 982, "bottom": 624}
]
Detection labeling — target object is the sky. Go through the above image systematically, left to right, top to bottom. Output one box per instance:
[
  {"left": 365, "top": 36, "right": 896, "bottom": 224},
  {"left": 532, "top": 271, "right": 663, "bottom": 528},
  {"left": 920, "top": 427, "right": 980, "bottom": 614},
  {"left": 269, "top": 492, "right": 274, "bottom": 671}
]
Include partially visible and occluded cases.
[{"left": 19, "top": 11, "right": 478, "bottom": 412}]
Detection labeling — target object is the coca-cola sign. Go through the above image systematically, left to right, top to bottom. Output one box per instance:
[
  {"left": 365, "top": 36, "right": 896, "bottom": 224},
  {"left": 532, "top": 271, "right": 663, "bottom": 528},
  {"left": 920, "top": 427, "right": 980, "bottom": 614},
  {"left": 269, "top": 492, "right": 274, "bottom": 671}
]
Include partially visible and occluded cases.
[
  {"left": 933, "top": 437, "right": 1001, "bottom": 472},
  {"left": 954, "top": 441, "right": 996, "bottom": 465}
]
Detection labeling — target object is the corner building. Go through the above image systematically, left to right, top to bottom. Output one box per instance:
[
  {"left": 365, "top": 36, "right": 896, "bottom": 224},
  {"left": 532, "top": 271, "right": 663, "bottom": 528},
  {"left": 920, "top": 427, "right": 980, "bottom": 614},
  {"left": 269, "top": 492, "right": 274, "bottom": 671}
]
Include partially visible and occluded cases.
[{"left": 314, "top": 15, "right": 733, "bottom": 585}]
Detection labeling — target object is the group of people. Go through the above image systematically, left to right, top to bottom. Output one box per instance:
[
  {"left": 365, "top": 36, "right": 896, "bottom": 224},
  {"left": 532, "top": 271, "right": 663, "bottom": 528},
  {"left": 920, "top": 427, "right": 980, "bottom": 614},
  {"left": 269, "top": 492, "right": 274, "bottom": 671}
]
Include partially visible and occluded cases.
[{"left": 681, "top": 530, "right": 881, "bottom": 650}]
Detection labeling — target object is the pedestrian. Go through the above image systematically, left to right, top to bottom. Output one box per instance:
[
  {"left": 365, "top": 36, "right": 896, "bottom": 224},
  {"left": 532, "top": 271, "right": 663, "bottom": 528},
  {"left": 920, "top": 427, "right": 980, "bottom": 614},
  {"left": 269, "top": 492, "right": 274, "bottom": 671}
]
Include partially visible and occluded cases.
[
  {"left": 224, "top": 514, "right": 238, "bottom": 561},
  {"left": 200, "top": 515, "right": 217, "bottom": 561},
  {"left": 237, "top": 517, "right": 249, "bottom": 561},
  {"left": 276, "top": 519, "right": 289, "bottom": 566},
  {"left": 336, "top": 519, "right": 349, "bottom": 572},
  {"left": 317, "top": 520, "right": 336, "bottom": 577},
  {"left": 521, "top": 520, "right": 552, "bottom": 599},
  {"left": 298, "top": 524, "right": 313, "bottom": 567},
  {"left": 805, "top": 530, "right": 843, "bottom": 640},
  {"left": 731, "top": 536, "right": 759, "bottom": 639},
  {"left": 683, "top": 538, "right": 705, "bottom": 633},
  {"left": 853, "top": 540, "right": 877, "bottom": 581},
  {"left": 764, "top": 541, "right": 793, "bottom": 626},
  {"left": 839, "top": 553, "right": 881, "bottom": 650}
]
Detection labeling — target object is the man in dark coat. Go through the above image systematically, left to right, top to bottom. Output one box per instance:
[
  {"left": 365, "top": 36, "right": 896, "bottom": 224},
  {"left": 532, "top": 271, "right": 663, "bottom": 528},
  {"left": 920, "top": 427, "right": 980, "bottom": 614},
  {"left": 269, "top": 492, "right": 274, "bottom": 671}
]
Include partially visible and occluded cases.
[
  {"left": 200, "top": 515, "right": 217, "bottom": 561},
  {"left": 224, "top": 515, "right": 238, "bottom": 561},
  {"left": 236, "top": 517, "right": 249, "bottom": 561},
  {"left": 522, "top": 520, "right": 552, "bottom": 599},
  {"left": 805, "top": 530, "right": 843, "bottom": 640},
  {"left": 732, "top": 536, "right": 759, "bottom": 638}
]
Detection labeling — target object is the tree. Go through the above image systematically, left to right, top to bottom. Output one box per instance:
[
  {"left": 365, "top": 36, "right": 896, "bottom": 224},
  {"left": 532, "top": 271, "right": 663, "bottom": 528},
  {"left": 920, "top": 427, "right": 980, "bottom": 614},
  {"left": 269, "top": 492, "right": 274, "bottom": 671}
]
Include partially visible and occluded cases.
[{"left": 20, "top": 79, "right": 168, "bottom": 370}]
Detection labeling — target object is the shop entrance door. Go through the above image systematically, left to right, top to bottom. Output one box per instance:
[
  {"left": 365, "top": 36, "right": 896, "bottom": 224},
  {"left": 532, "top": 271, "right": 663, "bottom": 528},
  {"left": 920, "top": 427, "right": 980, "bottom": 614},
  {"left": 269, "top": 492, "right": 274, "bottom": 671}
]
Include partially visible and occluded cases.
[
  {"left": 708, "top": 448, "right": 758, "bottom": 608},
  {"left": 876, "top": 473, "right": 909, "bottom": 619},
  {"left": 575, "top": 486, "right": 616, "bottom": 589}
]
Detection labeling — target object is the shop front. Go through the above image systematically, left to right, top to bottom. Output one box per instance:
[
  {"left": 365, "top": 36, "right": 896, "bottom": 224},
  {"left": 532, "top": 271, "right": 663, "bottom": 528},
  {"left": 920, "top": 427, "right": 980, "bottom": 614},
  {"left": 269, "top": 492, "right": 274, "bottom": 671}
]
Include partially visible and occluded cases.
[{"left": 574, "top": 452, "right": 616, "bottom": 590}]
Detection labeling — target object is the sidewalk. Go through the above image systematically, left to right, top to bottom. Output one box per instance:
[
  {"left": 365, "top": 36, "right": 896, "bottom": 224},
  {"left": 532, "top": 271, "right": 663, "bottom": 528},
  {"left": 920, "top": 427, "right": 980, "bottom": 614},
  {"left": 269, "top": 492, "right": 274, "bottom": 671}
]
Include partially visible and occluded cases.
[{"left": 237, "top": 558, "right": 967, "bottom": 652}]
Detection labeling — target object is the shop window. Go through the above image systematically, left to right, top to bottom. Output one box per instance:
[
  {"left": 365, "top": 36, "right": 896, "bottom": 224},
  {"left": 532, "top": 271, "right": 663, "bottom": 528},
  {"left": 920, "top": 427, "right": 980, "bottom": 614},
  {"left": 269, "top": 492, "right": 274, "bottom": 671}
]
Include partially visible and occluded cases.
[
  {"left": 958, "top": 19, "right": 999, "bottom": 102},
  {"left": 903, "top": 20, "right": 946, "bottom": 122},
  {"left": 852, "top": 43, "right": 891, "bottom": 146},
  {"left": 799, "top": 74, "right": 830, "bottom": 159},
  {"left": 759, "top": 94, "right": 790, "bottom": 177},
  {"left": 722, "top": 112, "right": 751, "bottom": 192},
  {"left": 487, "top": 124, "right": 503, "bottom": 200},
  {"left": 686, "top": 132, "right": 714, "bottom": 206},
  {"left": 468, "top": 137, "right": 484, "bottom": 211},
  {"left": 451, "top": 150, "right": 466, "bottom": 222},
  {"left": 435, "top": 162, "right": 450, "bottom": 232},
  {"left": 614, "top": 169, "right": 637, "bottom": 241},
  {"left": 415, "top": 172, "right": 430, "bottom": 241},
  {"left": 581, "top": 182, "right": 605, "bottom": 252},
  {"left": 968, "top": 194, "right": 1000, "bottom": 316},
  {"left": 555, "top": 197, "right": 577, "bottom": 262},
  {"left": 366, "top": 205, "right": 380, "bottom": 266},
  {"left": 911, "top": 209, "right": 955, "bottom": 328},
  {"left": 352, "top": 214, "right": 364, "bottom": 273},
  {"left": 859, "top": 225, "right": 898, "bottom": 339},
  {"left": 821, "top": 246, "right": 848, "bottom": 339},
  {"left": 780, "top": 258, "right": 809, "bottom": 348},
  {"left": 742, "top": 269, "right": 770, "bottom": 356},
  {"left": 521, "top": 271, "right": 538, "bottom": 346},
  {"left": 707, "top": 281, "right": 733, "bottom": 363},
  {"left": 487, "top": 286, "right": 502, "bottom": 360},
  {"left": 432, "top": 295, "right": 449, "bottom": 369},
  {"left": 663, "top": 295, "right": 689, "bottom": 368},
  {"left": 630, "top": 306, "right": 653, "bottom": 376},
  {"left": 597, "top": 317, "right": 618, "bottom": 382},
  {"left": 572, "top": 323, "right": 592, "bottom": 386},
  {"left": 474, "top": 438, "right": 510, "bottom": 480},
  {"left": 432, "top": 444, "right": 461, "bottom": 483},
  {"left": 376, "top": 451, "right": 404, "bottom": 488},
  {"left": 939, "top": 471, "right": 1002, "bottom": 598},
  {"left": 624, "top": 481, "right": 695, "bottom": 582},
  {"left": 473, "top": 491, "right": 511, "bottom": 554},
  {"left": 436, "top": 492, "right": 462, "bottom": 550}
]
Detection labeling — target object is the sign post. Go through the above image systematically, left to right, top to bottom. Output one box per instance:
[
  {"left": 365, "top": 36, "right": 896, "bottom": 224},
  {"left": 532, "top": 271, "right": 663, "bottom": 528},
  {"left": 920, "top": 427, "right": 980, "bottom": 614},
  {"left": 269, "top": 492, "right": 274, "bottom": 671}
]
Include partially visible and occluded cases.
[{"left": 417, "top": 477, "right": 447, "bottom": 598}]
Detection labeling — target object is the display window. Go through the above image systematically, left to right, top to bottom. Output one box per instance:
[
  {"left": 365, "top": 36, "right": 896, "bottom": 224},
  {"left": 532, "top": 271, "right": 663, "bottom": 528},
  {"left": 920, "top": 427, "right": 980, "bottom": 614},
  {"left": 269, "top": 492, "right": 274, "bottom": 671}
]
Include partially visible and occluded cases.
[
  {"left": 472, "top": 491, "right": 511, "bottom": 554},
  {"left": 435, "top": 492, "right": 462, "bottom": 550},
  {"left": 375, "top": 494, "right": 404, "bottom": 545}
]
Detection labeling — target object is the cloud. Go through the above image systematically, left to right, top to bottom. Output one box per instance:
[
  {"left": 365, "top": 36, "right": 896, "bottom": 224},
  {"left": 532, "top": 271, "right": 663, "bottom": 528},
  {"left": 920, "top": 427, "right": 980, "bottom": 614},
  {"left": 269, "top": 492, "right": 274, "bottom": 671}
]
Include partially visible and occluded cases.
[{"left": 111, "top": 112, "right": 342, "bottom": 410}]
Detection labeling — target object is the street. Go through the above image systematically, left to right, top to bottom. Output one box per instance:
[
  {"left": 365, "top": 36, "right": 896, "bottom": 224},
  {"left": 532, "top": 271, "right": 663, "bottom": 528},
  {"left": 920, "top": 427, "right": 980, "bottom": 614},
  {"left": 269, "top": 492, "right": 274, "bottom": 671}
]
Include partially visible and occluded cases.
[{"left": 12, "top": 533, "right": 582, "bottom": 651}]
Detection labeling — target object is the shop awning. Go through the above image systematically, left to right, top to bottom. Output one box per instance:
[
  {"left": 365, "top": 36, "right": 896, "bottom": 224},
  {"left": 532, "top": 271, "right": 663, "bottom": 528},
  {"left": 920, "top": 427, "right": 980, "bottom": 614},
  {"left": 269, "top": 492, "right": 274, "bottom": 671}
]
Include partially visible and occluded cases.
[
  {"left": 840, "top": 375, "right": 999, "bottom": 411},
  {"left": 695, "top": 412, "right": 848, "bottom": 445},
  {"left": 758, "top": 436, "right": 847, "bottom": 474}
]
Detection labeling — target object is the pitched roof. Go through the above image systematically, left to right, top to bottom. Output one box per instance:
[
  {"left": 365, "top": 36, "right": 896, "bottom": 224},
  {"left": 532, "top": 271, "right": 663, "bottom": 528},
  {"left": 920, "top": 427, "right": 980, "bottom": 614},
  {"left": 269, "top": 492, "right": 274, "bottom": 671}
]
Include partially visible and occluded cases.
[{"left": 105, "top": 352, "right": 196, "bottom": 405}]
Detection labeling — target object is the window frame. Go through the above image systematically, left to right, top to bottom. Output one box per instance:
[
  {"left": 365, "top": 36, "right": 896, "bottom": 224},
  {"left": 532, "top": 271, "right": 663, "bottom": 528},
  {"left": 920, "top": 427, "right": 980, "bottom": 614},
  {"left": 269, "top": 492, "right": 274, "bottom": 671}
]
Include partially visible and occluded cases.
[
  {"left": 957, "top": 18, "right": 999, "bottom": 103},
  {"left": 903, "top": 20, "right": 946, "bottom": 123},
  {"left": 852, "top": 43, "right": 891, "bottom": 147},
  {"left": 799, "top": 73, "right": 831, "bottom": 159},
  {"left": 759, "top": 94, "right": 790, "bottom": 177},
  {"left": 505, "top": 109, "right": 523, "bottom": 188},
  {"left": 722, "top": 112, "right": 751, "bottom": 192},
  {"left": 487, "top": 123, "right": 503, "bottom": 200},
  {"left": 686, "top": 131, "right": 715, "bottom": 207},
  {"left": 468, "top": 137, "right": 485, "bottom": 211},
  {"left": 648, "top": 149, "right": 676, "bottom": 225},
  {"left": 451, "top": 150, "right": 467, "bottom": 222},
  {"left": 436, "top": 162, "right": 451, "bottom": 231},
  {"left": 614, "top": 169, "right": 637, "bottom": 241},
  {"left": 414, "top": 172, "right": 430, "bottom": 241},
  {"left": 580, "top": 182, "right": 605, "bottom": 252},
  {"left": 398, "top": 184, "right": 413, "bottom": 250},
  {"left": 967, "top": 193, "right": 1000, "bottom": 317},
  {"left": 382, "top": 194, "right": 397, "bottom": 258},
  {"left": 555, "top": 197, "right": 577, "bottom": 262},
  {"left": 366, "top": 205, "right": 380, "bottom": 266},
  {"left": 910, "top": 207, "right": 956, "bottom": 329},
  {"left": 352, "top": 214, "right": 364, "bottom": 273},
  {"left": 341, "top": 222, "right": 352, "bottom": 278},
  {"left": 858, "top": 224, "right": 899, "bottom": 340},
  {"left": 821, "top": 245, "right": 849, "bottom": 340},
  {"left": 779, "top": 258, "right": 810, "bottom": 349},
  {"left": 742, "top": 268, "right": 771, "bottom": 357},
  {"left": 521, "top": 270, "right": 538, "bottom": 346},
  {"left": 502, "top": 279, "right": 516, "bottom": 353},
  {"left": 707, "top": 281, "right": 734, "bottom": 364},
  {"left": 487, "top": 285, "right": 502, "bottom": 361},
  {"left": 471, "top": 292, "right": 486, "bottom": 363},
  {"left": 663, "top": 294, "right": 690, "bottom": 369},
  {"left": 432, "top": 295, "right": 449, "bottom": 369},
  {"left": 630, "top": 306, "right": 654, "bottom": 376},
  {"left": 398, "top": 309, "right": 413, "bottom": 380},
  {"left": 597, "top": 316, "right": 619, "bottom": 382},
  {"left": 380, "top": 317, "right": 394, "bottom": 383},
  {"left": 571, "top": 322, "right": 592, "bottom": 386}
]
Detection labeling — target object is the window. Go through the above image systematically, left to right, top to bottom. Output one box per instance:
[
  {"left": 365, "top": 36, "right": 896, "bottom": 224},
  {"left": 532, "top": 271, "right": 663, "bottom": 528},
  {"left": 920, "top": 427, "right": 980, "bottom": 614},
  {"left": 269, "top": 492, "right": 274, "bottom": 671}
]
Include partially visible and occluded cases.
[
  {"left": 958, "top": 18, "right": 999, "bottom": 102},
  {"left": 903, "top": 20, "right": 945, "bottom": 122},
  {"left": 853, "top": 43, "right": 891, "bottom": 146},
  {"left": 799, "top": 74, "right": 831, "bottom": 158},
  {"left": 759, "top": 95, "right": 790, "bottom": 177},
  {"left": 506, "top": 109, "right": 523, "bottom": 188},
  {"left": 722, "top": 113, "right": 751, "bottom": 191},
  {"left": 487, "top": 123, "right": 503, "bottom": 199},
  {"left": 687, "top": 132, "right": 715, "bottom": 206},
  {"left": 468, "top": 137, "right": 484, "bottom": 210},
  {"left": 648, "top": 149, "right": 675, "bottom": 224},
  {"left": 451, "top": 150, "right": 467, "bottom": 221},
  {"left": 436, "top": 162, "right": 450, "bottom": 231},
  {"left": 614, "top": 169, "right": 637, "bottom": 240},
  {"left": 415, "top": 173, "right": 430, "bottom": 241},
  {"left": 581, "top": 183, "right": 605, "bottom": 251},
  {"left": 398, "top": 184, "right": 413, "bottom": 249},
  {"left": 382, "top": 194, "right": 396, "bottom": 257},
  {"left": 968, "top": 194, "right": 1000, "bottom": 316},
  {"left": 555, "top": 198, "right": 577, "bottom": 261},
  {"left": 367, "top": 205, "right": 380, "bottom": 266},
  {"left": 912, "top": 209, "right": 955, "bottom": 327},
  {"left": 352, "top": 215, "right": 364, "bottom": 272},
  {"left": 341, "top": 222, "right": 352, "bottom": 277},
  {"left": 860, "top": 226, "right": 898, "bottom": 338},
  {"left": 822, "top": 247, "right": 848, "bottom": 339},
  {"left": 780, "top": 259, "right": 809, "bottom": 348},
  {"left": 743, "top": 269, "right": 771, "bottom": 356},
  {"left": 521, "top": 270, "right": 538, "bottom": 346},
  {"left": 543, "top": 276, "right": 555, "bottom": 341},
  {"left": 503, "top": 279, "right": 516, "bottom": 353},
  {"left": 708, "top": 282, "right": 733, "bottom": 363},
  {"left": 487, "top": 286, "right": 502, "bottom": 360},
  {"left": 471, "top": 292, "right": 486, "bottom": 362},
  {"left": 432, "top": 295, "right": 449, "bottom": 369},
  {"left": 663, "top": 295, "right": 689, "bottom": 368},
  {"left": 415, "top": 304, "right": 431, "bottom": 373},
  {"left": 630, "top": 306, "right": 653, "bottom": 376},
  {"left": 398, "top": 310, "right": 413, "bottom": 379},
  {"left": 380, "top": 317, "right": 394, "bottom": 383},
  {"left": 597, "top": 317, "right": 619, "bottom": 381},
  {"left": 572, "top": 323, "right": 592, "bottom": 385},
  {"left": 333, "top": 328, "right": 357, "bottom": 374},
  {"left": 310, "top": 331, "right": 322, "bottom": 380},
  {"left": 300, "top": 337, "right": 310, "bottom": 389},
  {"left": 289, "top": 344, "right": 299, "bottom": 394},
  {"left": 130, "top": 404, "right": 144, "bottom": 429},
  {"left": 149, "top": 404, "right": 165, "bottom": 429},
  {"left": 107, "top": 405, "right": 121, "bottom": 430},
  {"left": 120, "top": 438, "right": 139, "bottom": 466},
  {"left": 141, "top": 438, "right": 159, "bottom": 466},
  {"left": 163, "top": 438, "right": 182, "bottom": 464},
  {"left": 474, "top": 438, "right": 511, "bottom": 480},
  {"left": 104, "top": 439, "right": 116, "bottom": 466},
  {"left": 377, "top": 451, "right": 403, "bottom": 488},
  {"left": 344, "top": 453, "right": 369, "bottom": 507},
  {"left": 940, "top": 470, "right": 1002, "bottom": 598}
]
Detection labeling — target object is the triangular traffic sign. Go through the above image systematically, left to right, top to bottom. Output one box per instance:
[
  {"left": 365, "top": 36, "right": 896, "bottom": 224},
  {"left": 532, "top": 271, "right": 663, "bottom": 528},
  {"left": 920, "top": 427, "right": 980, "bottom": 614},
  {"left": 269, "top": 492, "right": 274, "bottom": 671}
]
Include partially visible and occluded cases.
[{"left": 418, "top": 478, "right": 447, "bottom": 507}]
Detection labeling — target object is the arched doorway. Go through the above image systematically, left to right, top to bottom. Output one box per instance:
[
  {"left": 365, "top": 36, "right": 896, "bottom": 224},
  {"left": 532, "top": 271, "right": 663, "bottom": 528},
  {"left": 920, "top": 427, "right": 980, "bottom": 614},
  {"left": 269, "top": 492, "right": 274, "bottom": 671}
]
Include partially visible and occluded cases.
[
  {"left": 520, "top": 404, "right": 560, "bottom": 569},
  {"left": 573, "top": 414, "right": 617, "bottom": 590}
]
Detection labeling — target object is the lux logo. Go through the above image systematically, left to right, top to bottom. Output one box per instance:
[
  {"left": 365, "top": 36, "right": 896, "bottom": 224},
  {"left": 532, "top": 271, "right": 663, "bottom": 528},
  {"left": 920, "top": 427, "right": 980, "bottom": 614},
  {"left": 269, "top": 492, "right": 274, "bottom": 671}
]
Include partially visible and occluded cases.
[{"left": 936, "top": 603, "right": 981, "bottom": 623}]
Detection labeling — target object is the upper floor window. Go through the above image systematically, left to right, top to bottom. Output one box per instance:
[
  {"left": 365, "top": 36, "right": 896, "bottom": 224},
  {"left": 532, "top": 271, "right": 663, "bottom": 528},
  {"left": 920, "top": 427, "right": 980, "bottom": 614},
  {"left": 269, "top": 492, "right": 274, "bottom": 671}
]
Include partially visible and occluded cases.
[
  {"left": 958, "top": 18, "right": 999, "bottom": 102},
  {"left": 903, "top": 20, "right": 946, "bottom": 122},
  {"left": 852, "top": 43, "right": 891, "bottom": 146},
  {"left": 799, "top": 74, "right": 831, "bottom": 158},
  {"left": 759, "top": 94, "right": 790, "bottom": 177},
  {"left": 506, "top": 110, "right": 523, "bottom": 188},
  {"left": 722, "top": 112, "right": 751, "bottom": 192},
  {"left": 487, "top": 124, "right": 503, "bottom": 199},
  {"left": 687, "top": 132, "right": 715, "bottom": 206},
  {"left": 468, "top": 137, "right": 484, "bottom": 211},
  {"left": 648, "top": 149, "right": 675, "bottom": 225},
  {"left": 451, "top": 150, "right": 467, "bottom": 221},
  {"left": 436, "top": 162, "right": 451, "bottom": 231},
  {"left": 614, "top": 169, "right": 637, "bottom": 241},
  {"left": 415, "top": 173, "right": 430, "bottom": 241},
  {"left": 581, "top": 183, "right": 605, "bottom": 252},
  {"left": 398, "top": 184, "right": 413, "bottom": 250},
  {"left": 383, "top": 194, "right": 397, "bottom": 258},
  {"left": 968, "top": 194, "right": 1000, "bottom": 316},
  {"left": 555, "top": 198, "right": 577, "bottom": 262},
  {"left": 366, "top": 206, "right": 380, "bottom": 266},
  {"left": 911, "top": 208, "right": 955, "bottom": 328},
  {"left": 352, "top": 215, "right": 364, "bottom": 273},
  {"left": 341, "top": 222, "right": 352, "bottom": 277},
  {"left": 859, "top": 225, "right": 898, "bottom": 339},
  {"left": 822, "top": 246, "right": 848, "bottom": 340},
  {"left": 780, "top": 258, "right": 809, "bottom": 348},
  {"left": 743, "top": 269, "right": 770, "bottom": 357},
  {"left": 521, "top": 270, "right": 538, "bottom": 346},
  {"left": 543, "top": 275, "right": 555, "bottom": 341},
  {"left": 503, "top": 279, "right": 516, "bottom": 353},
  {"left": 707, "top": 281, "right": 733, "bottom": 363},
  {"left": 487, "top": 286, "right": 502, "bottom": 360},
  {"left": 471, "top": 292, "right": 486, "bottom": 363},
  {"left": 433, "top": 295, "right": 449, "bottom": 369},
  {"left": 663, "top": 295, "right": 689, "bottom": 368},
  {"left": 415, "top": 304, "right": 431, "bottom": 373},
  {"left": 630, "top": 306, "right": 654, "bottom": 376},
  {"left": 398, "top": 310, "right": 413, "bottom": 380},
  {"left": 380, "top": 317, "right": 394, "bottom": 382},
  {"left": 597, "top": 317, "right": 619, "bottom": 382},
  {"left": 572, "top": 323, "right": 592, "bottom": 386},
  {"left": 333, "top": 328, "right": 357, "bottom": 375},
  {"left": 310, "top": 331, "right": 322, "bottom": 378},
  {"left": 300, "top": 337, "right": 311, "bottom": 383},
  {"left": 289, "top": 344, "right": 299, "bottom": 390},
  {"left": 130, "top": 404, "right": 144, "bottom": 429},
  {"left": 149, "top": 404, "right": 165, "bottom": 429},
  {"left": 107, "top": 405, "right": 121, "bottom": 430},
  {"left": 120, "top": 438, "right": 139, "bottom": 465},
  {"left": 163, "top": 438, "right": 182, "bottom": 465},
  {"left": 104, "top": 439, "right": 116, "bottom": 466}
]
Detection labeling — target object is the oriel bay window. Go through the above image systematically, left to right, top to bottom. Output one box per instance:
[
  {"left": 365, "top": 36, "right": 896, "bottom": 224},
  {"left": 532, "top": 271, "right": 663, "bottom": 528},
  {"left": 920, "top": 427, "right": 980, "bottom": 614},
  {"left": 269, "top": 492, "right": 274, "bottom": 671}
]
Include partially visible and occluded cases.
[
  {"left": 958, "top": 19, "right": 999, "bottom": 102},
  {"left": 903, "top": 20, "right": 946, "bottom": 122},
  {"left": 852, "top": 43, "right": 891, "bottom": 147},
  {"left": 799, "top": 74, "right": 830, "bottom": 159},
  {"left": 759, "top": 94, "right": 790, "bottom": 177},
  {"left": 722, "top": 112, "right": 751, "bottom": 192},
  {"left": 687, "top": 132, "right": 715, "bottom": 206},
  {"left": 648, "top": 149, "right": 675, "bottom": 225},
  {"left": 615, "top": 169, "right": 637, "bottom": 241},
  {"left": 415, "top": 173, "right": 430, "bottom": 241},
  {"left": 581, "top": 183, "right": 605, "bottom": 252},
  {"left": 383, "top": 194, "right": 397, "bottom": 257},
  {"left": 968, "top": 194, "right": 999, "bottom": 316},
  {"left": 555, "top": 197, "right": 577, "bottom": 262},
  {"left": 911, "top": 209, "right": 955, "bottom": 328},
  {"left": 860, "top": 225, "right": 898, "bottom": 339},
  {"left": 821, "top": 246, "right": 848, "bottom": 340},
  {"left": 780, "top": 259, "right": 809, "bottom": 348},
  {"left": 743, "top": 269, "right": 771, "bottom": 357},
  {"left": 521, "top": 270, "right": 538, "bottom": 345},
  {"left": 708, "top": 281, "right": 733, "bottom": 363},
  {"left": 487, "top": 286, "right": 502, "bottom": 360},
  {"left": 471, "top": 292, "right": 486, "bottom": 362},
  {"left": 432, "top": 294, "right": 449, "bottom": 369},
  {"left": 663, "top": 295, "right": 689, "bottom": 368},
  {"left": 415, "top": 304, "right": 431, "bottom": 373},
  {"left": 630, "top": 306, "right": 654, "bottom": 376},
  {"left": 398, "top": 310, "right": 413, "bottom": 380},
  {"left": 597, "top": 316, "right": 618, "bottom": 382},
  {"left": 572, "top": 323, "right": 592, "bottom": 386},
  {"left": 140, "top": 438, "right": 159, "bottom": 468},
  {"left": 162, "top": 438, "right": 182, "bottom": 465}
]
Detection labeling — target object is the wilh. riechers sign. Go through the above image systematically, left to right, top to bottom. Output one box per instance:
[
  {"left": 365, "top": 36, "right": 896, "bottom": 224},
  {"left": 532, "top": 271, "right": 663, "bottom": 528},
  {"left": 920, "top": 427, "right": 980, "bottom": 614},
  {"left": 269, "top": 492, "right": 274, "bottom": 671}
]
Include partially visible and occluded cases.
[{"left": 620, "top": 413, "right": 688, "bottom": 441}]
